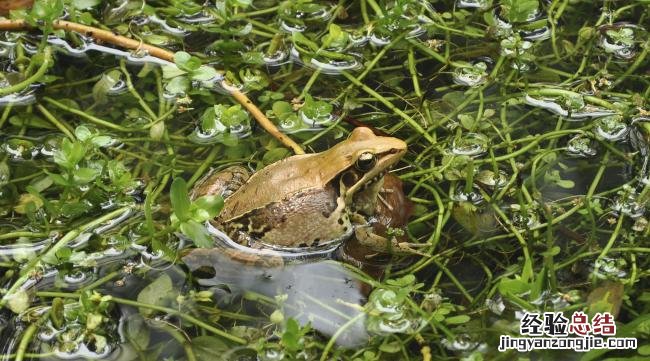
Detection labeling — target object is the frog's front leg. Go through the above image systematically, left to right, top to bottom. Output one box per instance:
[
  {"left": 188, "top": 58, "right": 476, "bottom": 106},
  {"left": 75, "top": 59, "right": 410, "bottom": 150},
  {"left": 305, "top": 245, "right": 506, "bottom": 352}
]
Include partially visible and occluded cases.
[{"left": 350, "top": 214, "right": 429, "bottom": 257}]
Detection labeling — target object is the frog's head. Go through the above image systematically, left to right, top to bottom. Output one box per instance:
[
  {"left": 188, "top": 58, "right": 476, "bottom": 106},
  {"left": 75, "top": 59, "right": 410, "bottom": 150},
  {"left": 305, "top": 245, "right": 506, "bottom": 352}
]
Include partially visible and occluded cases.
[{"left": 324, "top": 127, "right": 407, "bottom": 205}]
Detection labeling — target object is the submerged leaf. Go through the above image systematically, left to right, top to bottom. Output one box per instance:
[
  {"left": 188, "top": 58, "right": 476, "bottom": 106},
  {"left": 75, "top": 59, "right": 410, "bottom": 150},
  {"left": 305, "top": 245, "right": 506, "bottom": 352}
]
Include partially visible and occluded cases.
[{"left": 136, "top": 273, "right": 175, "bottom": 317}]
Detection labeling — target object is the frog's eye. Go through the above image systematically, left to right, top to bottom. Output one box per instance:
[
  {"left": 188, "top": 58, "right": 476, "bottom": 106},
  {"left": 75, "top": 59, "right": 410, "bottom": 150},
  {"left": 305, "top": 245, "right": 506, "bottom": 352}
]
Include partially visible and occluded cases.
[{"left": 355, "top": 152, "right": 376, "bottom": 172}]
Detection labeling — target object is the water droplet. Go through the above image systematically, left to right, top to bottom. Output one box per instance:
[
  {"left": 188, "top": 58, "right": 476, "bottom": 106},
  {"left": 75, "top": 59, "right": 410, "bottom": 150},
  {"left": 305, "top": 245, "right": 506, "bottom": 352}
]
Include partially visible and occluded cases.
[{"left": 451, "top": 133, "right": 488, "bottom": 157}]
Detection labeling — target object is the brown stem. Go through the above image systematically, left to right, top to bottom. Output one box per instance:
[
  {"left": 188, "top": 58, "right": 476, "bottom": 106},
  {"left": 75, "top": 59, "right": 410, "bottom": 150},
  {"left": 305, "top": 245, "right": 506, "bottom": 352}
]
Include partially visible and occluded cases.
[{"left": 0, "top": 18, "right": 305, "bottom": 154}]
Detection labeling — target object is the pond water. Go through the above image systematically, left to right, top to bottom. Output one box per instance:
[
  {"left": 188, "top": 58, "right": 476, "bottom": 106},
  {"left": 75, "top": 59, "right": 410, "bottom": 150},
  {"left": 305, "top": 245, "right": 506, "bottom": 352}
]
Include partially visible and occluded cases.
[{"left": 0, "top": 0, "right": 649, "bottom": 360}]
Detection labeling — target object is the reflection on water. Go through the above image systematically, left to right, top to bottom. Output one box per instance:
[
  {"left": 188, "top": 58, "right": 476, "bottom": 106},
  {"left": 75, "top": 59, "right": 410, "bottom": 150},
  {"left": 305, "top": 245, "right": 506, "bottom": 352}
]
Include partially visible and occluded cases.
[{"left": 183, "top": 248, "right": 369, "bottom": 347}]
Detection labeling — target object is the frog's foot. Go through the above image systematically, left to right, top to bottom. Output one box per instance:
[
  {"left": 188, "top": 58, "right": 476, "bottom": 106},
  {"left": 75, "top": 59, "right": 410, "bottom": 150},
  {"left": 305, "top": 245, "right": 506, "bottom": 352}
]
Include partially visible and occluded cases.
[{"left": 354, "top": 225, "right": 430, "bottom": 257}]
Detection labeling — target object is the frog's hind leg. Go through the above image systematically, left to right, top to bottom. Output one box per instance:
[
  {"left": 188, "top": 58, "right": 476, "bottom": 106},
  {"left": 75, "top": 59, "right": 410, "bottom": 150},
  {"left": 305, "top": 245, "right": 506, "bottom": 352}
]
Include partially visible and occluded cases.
[{"left": 190, "top": 165, "right": 250, "bottom": 200}]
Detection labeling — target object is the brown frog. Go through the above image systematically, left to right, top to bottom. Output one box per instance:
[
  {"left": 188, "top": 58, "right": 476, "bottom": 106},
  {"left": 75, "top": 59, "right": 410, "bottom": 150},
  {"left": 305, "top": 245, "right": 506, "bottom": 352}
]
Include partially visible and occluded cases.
[
  {"left": 0, "top": 0, "right": 33, "bottom": 15},
  {"left": 190, "top": 127, "right": 412, "bottom": 255}
]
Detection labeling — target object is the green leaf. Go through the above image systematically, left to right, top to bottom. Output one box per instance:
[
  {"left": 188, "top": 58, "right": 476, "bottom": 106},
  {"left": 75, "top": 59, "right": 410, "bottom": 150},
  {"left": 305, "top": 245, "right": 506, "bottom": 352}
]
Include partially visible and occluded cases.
[
  {"left": 30, "top": 0, "right": 64, "bottom": 25},
  {"left": 72, "top": 0, "right": 101, "bottom": 9},
  {"left": 229, "top": 0, "right": 252, "bottom": 7},
  {"left": 500, "top": 0, "right": 539, "bottom": 23},
  {"left": 322, "top": 23, "right": 349, "bottom": 49},
  {"left": 173, "top": 51, "right": 192, "bottom": 67},
  {"left": 241, "top": 51, "right": 264, "bottom": 65},
  {"left": 162, "top": 64, "right": 187, "bottom": 79},
  {"left": 191, "top": 65, "right": 219, "bottom": 81},
  {"left": 92, "top": 69, "right": 122, "bottom": 103},
  {"left": 165, "top": 76, "right": 190, "bottom": 95},
  {"left": 301, "top": 94, "right": 333, "bottom": 124},
  {"left": 272, "top": 101, "right": 293, "bottom": 120},
  {"left": 221, "top": 104, "right": 249, "bottom": 126},
  {"left": 8, "top": 114, "right": 55, "bottom": 129},
  {"left": 75, "top": 125, "right": 92, "bottom": 141},
  {"left": 91, "top": 135, "right": 113, "bottom": 147},
  {"left": 53, "top": 138, "right": 85, "bottom": 169},
  {"left": 262, "top": 148, "right": 291, "bottom": 165},
  {"left": 0, "top": 161, "right": 9, "bottom": 187},
  {"left": 73, "top": 167, "right": 101, "bottom": 184},
  {"left": 45, "top": 171, "right": 71, "bottom": 187},
  {"left": 170, "top": 177, "right": 191, "bottom": 222},
  {"left": 193, "top": 195, "right": 224, "bottom": 220},
  {"left": 60, "top": 201, "right": 92, "bottom": 218},
  {"left": 180, "top": 220, "right": 214, "bottom": 248},
  {"left": 541, "top": 246, "right": 561, "bottom": 257},
  {"left": 136, "top": 273, "right": 174, "bottom": 317},
  {"left": 385, "top": 274, "right": 416, "bottom": 287},
  {"left": 498, "top": 277, "right": 530, "bottom": 296},
  {"left": 6, "top": 289, "right": 30, "bottom": 314},
  {"left": 50, "top": 298, "right": 65, "bottom": 328},
  {"left": 124, "top": 314, "right": 150, "bottom": 351},
  {"left": 446, "top": 315, "right": 471, "bottom": 324},
  {"left": 281, "top": 318, "right": 303, "bottom": 352},
  {"left": 192, "top": 336, "right": 229, "bottom": 361},
  {"left": 378, "top": 341, "right": 401, "bottom": 353},
  {"left": 639, "top": 344, "right": 650, "bottom": 356}
]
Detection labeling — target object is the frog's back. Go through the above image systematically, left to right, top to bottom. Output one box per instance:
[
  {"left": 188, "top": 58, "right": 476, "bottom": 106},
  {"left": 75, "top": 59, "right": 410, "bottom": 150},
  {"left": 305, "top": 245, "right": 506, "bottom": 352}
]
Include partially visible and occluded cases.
[{"left": 220, "top": 153, "right": 335, "bottom": 220}]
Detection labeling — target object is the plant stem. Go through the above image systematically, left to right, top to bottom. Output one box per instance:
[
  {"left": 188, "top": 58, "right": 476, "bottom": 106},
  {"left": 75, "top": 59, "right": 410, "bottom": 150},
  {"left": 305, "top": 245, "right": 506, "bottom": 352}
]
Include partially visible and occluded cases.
[
  {"left": 0, "top": 47, "right": 52, "bottom": 96},
  {"left": 340, "top": 71, "right": 435, "bottom": 144},
  {"left": 36, "top": 103, "right": 75, "bottom": 139},
  {"left": 0, "top": 206, "right": 134, "bottom": 310}
]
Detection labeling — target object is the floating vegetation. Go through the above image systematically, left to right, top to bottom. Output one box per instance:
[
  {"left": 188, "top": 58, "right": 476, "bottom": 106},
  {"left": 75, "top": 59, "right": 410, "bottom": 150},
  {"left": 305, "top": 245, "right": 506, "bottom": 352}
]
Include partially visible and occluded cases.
[{"left": 0, "top": 0, "right": 649, "bottom": 360}]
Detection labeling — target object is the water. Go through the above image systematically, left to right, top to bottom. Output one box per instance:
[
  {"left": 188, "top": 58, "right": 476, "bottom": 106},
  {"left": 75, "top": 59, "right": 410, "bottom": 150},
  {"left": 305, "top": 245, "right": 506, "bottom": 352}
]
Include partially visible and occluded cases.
[{"left": 1, "top": 1, "right": 649, "bottom": 359}]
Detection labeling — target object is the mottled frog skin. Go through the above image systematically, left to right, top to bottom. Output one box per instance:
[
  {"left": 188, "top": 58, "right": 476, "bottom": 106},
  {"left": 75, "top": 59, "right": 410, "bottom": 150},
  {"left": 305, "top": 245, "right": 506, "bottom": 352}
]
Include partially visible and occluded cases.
[{"left": 0, "top": 0, "right": 33, "bottom": 15}]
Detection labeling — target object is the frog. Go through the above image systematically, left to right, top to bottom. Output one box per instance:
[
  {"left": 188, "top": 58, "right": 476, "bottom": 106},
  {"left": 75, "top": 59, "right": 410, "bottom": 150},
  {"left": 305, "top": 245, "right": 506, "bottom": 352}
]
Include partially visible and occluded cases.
[
  {"left": 0, "top": 0, "right": 33, "bottom": 15},
  {"left": 190, "top": 127, "right": 415, "bottom": 257}
]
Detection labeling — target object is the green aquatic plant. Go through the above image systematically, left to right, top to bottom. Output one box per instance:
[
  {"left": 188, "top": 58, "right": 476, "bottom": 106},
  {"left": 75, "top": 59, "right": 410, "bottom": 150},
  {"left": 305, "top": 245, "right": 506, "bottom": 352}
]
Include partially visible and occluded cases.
[{"left": 0, "top": 0, "right": 649, "bottom": 360}]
